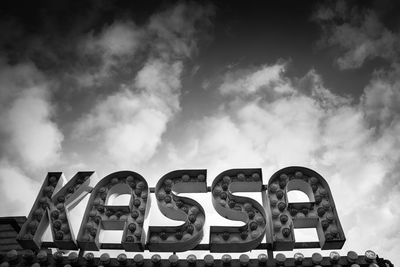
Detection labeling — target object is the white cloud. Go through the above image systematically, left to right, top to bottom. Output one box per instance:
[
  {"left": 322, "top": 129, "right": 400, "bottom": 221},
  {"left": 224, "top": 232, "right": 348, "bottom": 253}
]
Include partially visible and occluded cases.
[
  {"left": 76, "top": 21, "right": 144, "bottom": 87},
  {"left": 86, "top": 21, "right": 143, "bottom": 57},
  {"left": 135, "top": 59, "right": 182, "bottom": 113},
  {"left": 74, "top": 60, "right": 182, "bottom": 169},
  {"left": 0, "top": 61, "right": 63, "bottom": 216},
  {"left": 0, "top": 62, "right": 63, "bottom": 171},
  {"left": 219, "top": 63, "right": 292, "bottom": 96},
  {"left": 361, "top": 64, "right": 400, "bottom": 128},
  {"left": 5, "top": 86, "right": 63, "bottom": 169},
  {"left": 0, "top": 162, "right": 40, "bottom": 216}
]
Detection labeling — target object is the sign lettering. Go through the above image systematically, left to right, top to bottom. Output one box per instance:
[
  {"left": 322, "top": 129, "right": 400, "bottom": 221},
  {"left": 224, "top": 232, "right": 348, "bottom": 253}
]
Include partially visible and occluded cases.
[{"left": 17, "top": 166, "right": 346, "bottom": 252}]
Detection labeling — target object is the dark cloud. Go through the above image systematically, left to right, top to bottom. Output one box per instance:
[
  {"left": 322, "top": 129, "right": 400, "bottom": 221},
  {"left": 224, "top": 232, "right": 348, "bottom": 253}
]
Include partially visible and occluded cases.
[{"left": 313, "top": 0, "right": 400, "bottom": 69}]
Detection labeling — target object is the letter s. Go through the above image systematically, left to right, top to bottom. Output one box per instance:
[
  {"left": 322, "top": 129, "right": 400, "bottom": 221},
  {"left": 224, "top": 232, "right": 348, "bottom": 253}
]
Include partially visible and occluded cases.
[
  {"left": 210, "top": 168, "right": 266, "bottom": 252},
  {"left": 148, "top": 170, "right": 207, "bottom": 252}
]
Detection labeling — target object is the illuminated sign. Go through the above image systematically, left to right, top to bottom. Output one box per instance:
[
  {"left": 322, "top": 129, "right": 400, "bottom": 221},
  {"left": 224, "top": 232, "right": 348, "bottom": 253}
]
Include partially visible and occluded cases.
[{"left": 16, "top": 166, "right": 345, "bottom": 252}]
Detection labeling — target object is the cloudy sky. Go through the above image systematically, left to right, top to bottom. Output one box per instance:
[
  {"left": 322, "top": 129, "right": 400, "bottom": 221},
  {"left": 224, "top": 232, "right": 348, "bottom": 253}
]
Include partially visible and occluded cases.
[{"left": 1, "top": 0, "right": 400, "bottom": 264}]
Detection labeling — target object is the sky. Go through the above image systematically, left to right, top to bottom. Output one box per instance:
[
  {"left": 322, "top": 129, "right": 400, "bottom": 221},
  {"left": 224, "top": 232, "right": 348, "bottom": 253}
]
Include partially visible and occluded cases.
[{"left": 0, "top": 0, "right": 400, "bottom": 264}]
